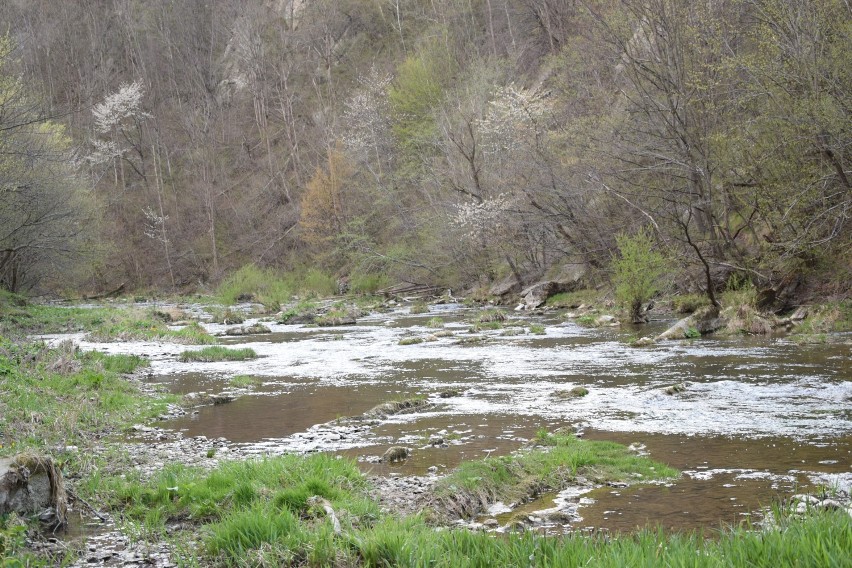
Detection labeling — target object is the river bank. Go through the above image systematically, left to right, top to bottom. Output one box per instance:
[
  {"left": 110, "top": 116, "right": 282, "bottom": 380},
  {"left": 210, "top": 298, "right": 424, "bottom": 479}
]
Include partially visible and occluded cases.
[{"left": 1, "top": 293, "right": 850, "bottom": 566}]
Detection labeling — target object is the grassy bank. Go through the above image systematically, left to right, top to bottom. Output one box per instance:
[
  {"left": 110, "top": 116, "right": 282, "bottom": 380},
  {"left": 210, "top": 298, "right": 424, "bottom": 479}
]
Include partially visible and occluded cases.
[
  {"left": 0, "top": 296, "right": 216, "bottom": 345},
  {"left": 0, "top": 338, "right": 176, "bottom": 454},
  {"left": 432, "top": 430, "right": 678, "bottom": 520},
  {"left": 88, "top": 448, "right": 849, "bottom": 567}
]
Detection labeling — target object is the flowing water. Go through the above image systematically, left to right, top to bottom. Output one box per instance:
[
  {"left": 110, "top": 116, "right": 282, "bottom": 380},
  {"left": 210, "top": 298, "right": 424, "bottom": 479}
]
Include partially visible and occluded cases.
[{"left": 63, "top": 303, "right": 852, "bottom": 532}]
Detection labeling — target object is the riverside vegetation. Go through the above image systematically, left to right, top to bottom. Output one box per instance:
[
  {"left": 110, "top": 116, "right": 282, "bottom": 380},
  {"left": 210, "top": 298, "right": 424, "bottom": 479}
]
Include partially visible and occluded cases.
[{"left": 2, "top": 291, "right": 851, "bottom": 566}]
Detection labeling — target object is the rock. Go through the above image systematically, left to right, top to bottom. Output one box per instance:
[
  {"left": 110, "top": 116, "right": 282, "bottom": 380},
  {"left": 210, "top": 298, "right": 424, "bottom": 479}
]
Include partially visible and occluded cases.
[
  {"left": 489, "top": 274, "right": 524, "bottom": 298},
  {"left": 756, "top": 275, "right": 802, "bottom": 313},
  {"left": 519, "top": 281, "right": 566, "bottom": 310},
  {"left": 656, "top": 305, "right": 725, "bottom": 340},
  {"left": 790, "top": 306, "right": 809, "bottom": 321},
  {"left": 595, "top": 314, "right": 619, "bottom": 326},
  {"left": 224, "top": 323, "right": 271, "bottom": 336},
  {"left": 632, "top": 336, "right": 655, "bottom": 347},
  {"left": 208, "top": 394, "right": 236, "bottom": 405},
  {"left": 382, "top": 446, "right": 410, "bottom": 463},
  {"left": 0, "top": 454, "right": 67, "bottom": 528},
  {"left": 791, "top": 494, "right": 819, "bottom": 505},
  {"left": 817, "top": 499, "right": 843, "bottom": 511},
  {"left": 482, "top": 518, "right": 500, "bottom": 528}
]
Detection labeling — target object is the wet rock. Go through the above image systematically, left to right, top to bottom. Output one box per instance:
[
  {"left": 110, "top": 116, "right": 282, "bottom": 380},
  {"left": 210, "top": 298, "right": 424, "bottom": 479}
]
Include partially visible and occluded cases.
[
  {"left": 594, "top": 314, "right": 619, "bottom": 326},
  {"left": 223, "top": 323, "right": 271, "bottom": 336},
  {"left": 631, "top": 336, "right": 655, "bottom": 347},
  {"left": 664, "top": 383, "right": 688, "bottom": 395},
  {"left": 438, "top": 389, "right": 461, "bottom": 398},
  {"left": 208, "top": 394, "right": 236, "bottom": 405},
  {"left": 365, "top": 398, "right": 428, "bottom": 419},
  {"left": 428, "top": 436, "right": 446, "bottom": 447},
  {"left": 383, "top": 446, "right": 410, "bottom": 463},
  {"left": 0, "top": 454, "right": 67, "bottom": 528},
  {"left": 791, "top": 494, "right": 820, "bottom": 505},
  {"left": 817, "top": 499, "right": 843, "bottom": 511},
  {"left": 482, "top": 518, "right": 500, "bottom": 528}
]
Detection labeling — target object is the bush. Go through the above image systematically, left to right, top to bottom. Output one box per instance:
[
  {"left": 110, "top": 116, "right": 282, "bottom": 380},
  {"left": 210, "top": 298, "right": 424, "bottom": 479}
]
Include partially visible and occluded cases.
[
  {"left": 612, "top": 228, "right": 668, "bottom": 322},
  {"left": 217, "top": 264, "right": 292, "bottom": 309}
]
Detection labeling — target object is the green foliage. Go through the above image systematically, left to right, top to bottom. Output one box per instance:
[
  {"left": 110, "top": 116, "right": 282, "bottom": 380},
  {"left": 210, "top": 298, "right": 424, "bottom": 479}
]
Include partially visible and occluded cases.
[
  {"left": 388, "top": 44, "right": 451, "bottom": 172},
  {"left": 612, "top": 229, "right": 668, "bottom": 321},
  {"left": 216, "top": 264, "right": 292, "bottom": 310},
  {"left": 298, "top": 268, "right": 338, "bottom": 298},
  {"left": 349, "top": 272, "right": 390, "bottom": 295},
  {"left": 672, "top": 294, "right": 710, "bottom": 314},
  {"left": 792, "top": 301, "right": 852, "bottom": 335},
  {"left": 426, "top": 317, "right": 445, "bottom": 328},
  {"left": 684, "top": 327, "right": 701, "bottom": 339},
  {"left": 398, "top": 336, "right": 425, "bottom": 345},
  {"left": 179, "top": 346, "right": 257, "bottom": 363},
  {"left": 100, "top": 454, "right": 375, "bottom": 564},
  {"left": 348, "top": 511, "right": 852, "bottom": 568}
]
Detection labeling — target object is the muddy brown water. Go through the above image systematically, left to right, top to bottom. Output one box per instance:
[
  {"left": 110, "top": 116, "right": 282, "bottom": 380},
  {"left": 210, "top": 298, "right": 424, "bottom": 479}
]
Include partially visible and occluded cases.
[{"left": 64, "top": 305, "right": 851, "bottom": 532}]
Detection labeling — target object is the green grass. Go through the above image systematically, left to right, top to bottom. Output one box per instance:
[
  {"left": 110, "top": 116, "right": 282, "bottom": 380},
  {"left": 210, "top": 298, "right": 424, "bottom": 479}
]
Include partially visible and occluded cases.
[
  {"left": 793, "top": 300, "right": 852, "bottom": 334},
  {"left": 410, "top": 301, "right": 429, "bottom": 314},
  {"left": 474, "top": 308, "right": 506, "bottom": 323},
  {"left": 85, "top": 313, "right": 217, "bottom": 345},
  {"left": 575, "top": 315, "right": 597, "bottom": 327},
  {"left": 426, "top": 317, "right": 445, "bottom": 328},
  {"left": 529, "top": 323, "right": 546, "bottom": 335},
  {"left": 399, "top": 337, "right": 425, "bottom": 345},
  {"left": 0, "top": 338, "right": 175, "bottom": 455},
  {"left": 179, "top": 346, "right": 258, "bottom": 362},
  {"left": 78, "top": 350, "right": 149, "bottom": 374},
  {"left": 229, "top": 375, "right": 262, "bottom": 388},
  {"left": 432, "top": 432, "right": 678, "bottom": 520},
  {"left": 85, "top": 442, "right": 851, "bottom": 567},
  {"left": 94, "top": 454, "right": 377, "bottom": 562},
  {"left": 348, "top": 511, "right": 852, "bottom": 568}
]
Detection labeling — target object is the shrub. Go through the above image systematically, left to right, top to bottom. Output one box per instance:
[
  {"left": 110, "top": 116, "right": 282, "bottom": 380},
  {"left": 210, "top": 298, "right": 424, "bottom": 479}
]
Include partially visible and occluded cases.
[
  {"left": 612, "top": 228, "right": 668, "bottom": 322},
  {"left": 217, "top": 264, "right": 292, "bottom": 310}
]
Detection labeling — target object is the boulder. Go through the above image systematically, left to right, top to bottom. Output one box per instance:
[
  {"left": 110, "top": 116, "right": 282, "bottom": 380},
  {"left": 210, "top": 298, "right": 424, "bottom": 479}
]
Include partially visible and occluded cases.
[
  {"left": 489, "top": 274, "right": 524, "bottom": 298},
  {"left": 519, "top": 281, "right": 564, "bottom": 310},
  {"left": 656, "top": 305, "right": 726, "bottom": 340},
  {"left": 382, "top": 446, "right": 410, "bottom": 463},
  {"left": 0, "top": 454, "right": 67, "bottom": 528}
]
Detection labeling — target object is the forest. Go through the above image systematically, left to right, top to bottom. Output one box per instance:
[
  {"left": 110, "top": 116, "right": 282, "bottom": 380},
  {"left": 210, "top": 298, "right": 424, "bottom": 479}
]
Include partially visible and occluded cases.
[{"left": 0, "top": 0, "right": 849, "bottom": 304}]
